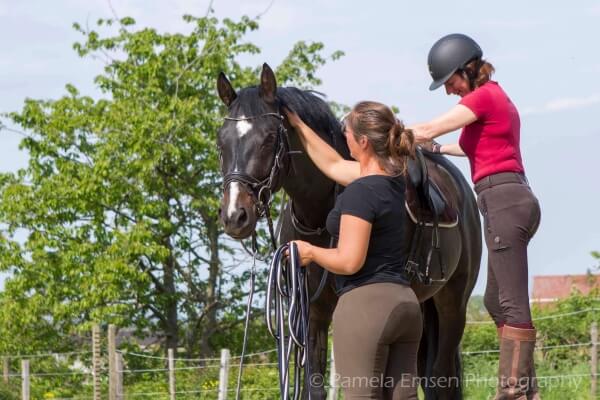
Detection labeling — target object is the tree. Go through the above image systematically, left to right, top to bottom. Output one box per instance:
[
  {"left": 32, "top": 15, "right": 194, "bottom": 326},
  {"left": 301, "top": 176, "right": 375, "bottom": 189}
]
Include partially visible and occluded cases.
[{"left": 0, "top": 13, "right": 342, "bottom": 356}]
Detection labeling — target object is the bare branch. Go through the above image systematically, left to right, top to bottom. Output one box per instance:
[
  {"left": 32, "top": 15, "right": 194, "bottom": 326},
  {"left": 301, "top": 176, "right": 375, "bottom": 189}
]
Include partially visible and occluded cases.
[
  {"left": 205, "top": 0, "right": 215, "bottom": 18},
  {"left": 256, "top": 0, "right": 276, "bottom": 19},
  {"left": 0, "top": 124, "right": 31, "bottom": 138}
]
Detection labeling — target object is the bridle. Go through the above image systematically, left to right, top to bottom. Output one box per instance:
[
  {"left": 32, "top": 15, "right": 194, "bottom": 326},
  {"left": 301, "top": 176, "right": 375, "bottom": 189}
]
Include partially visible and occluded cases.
[
  {"left": 222, "top": 111, "right": 290, "bottom": 248},
  {"left": 223, "top": 112, "right": 289, "bottom": 217}
]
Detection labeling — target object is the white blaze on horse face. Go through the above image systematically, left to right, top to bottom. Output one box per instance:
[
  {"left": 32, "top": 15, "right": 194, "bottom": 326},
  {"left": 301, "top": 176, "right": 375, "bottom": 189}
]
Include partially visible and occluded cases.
[
  {"left": 236, "top": 116, "right": 252, "bottom": 138},
  {"left": 227, "top": 182, "right": 241, "bottom": 219}
]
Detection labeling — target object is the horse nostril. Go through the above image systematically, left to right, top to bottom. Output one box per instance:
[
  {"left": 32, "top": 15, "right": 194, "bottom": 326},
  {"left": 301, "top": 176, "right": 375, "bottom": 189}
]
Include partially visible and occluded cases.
[{"left": 233, "top": 207, "right": 248, "bottom": 226}]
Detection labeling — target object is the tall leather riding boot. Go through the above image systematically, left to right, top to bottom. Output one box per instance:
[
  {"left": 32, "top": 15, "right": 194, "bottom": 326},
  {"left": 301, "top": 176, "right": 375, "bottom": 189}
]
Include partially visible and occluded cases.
[
  {"left": 495, "top": 326, "right": 537, "bottom": 400},
  {"left": 496, "top": 326, "right": 541, "bottom": 400},
  {"left": 528, "top": 364, "right": 540, "bottom": 400}
]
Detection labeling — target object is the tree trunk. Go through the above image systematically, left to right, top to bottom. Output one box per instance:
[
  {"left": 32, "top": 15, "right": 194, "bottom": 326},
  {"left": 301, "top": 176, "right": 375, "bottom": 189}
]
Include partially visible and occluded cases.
[
  {"left": 199, "top": 222, "right": 220, "bottom": 357},
  {"left": 163, "top": 237, "right": 179, "bottom": 353}
]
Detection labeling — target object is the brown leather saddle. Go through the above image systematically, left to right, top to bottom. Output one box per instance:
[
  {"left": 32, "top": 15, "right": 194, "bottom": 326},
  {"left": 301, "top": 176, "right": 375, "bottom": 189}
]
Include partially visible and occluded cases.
[
  {"left": 404, "top": 148, "right": 459, "bottom": 284},
  {"left": 406, "top": 148, "right": 458, "bottom": 227}
]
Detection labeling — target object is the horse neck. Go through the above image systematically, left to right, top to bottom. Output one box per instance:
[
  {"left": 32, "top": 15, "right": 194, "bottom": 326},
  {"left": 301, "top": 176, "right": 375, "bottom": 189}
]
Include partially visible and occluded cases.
[{"left": 281, "top": 127, "right": 337, "bottom": 228}]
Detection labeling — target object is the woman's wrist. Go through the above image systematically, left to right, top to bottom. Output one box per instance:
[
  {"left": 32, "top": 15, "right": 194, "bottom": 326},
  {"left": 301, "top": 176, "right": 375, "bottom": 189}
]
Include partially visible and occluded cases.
[{"left": 432, "top": 141, "right": 442, "bottom": 154}]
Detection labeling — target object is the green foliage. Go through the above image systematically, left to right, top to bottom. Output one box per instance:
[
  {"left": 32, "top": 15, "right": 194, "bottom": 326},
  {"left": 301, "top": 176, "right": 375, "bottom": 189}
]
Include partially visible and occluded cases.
[
  {"left": 0, "top": 12, "right": 342, "bottom": 357},
  {"left": 592, "top": 250, "right": 599, "bottom": 271},
  {"left": 533, "top": 288, "right": 599, "bottom": 370},
  {"left": 461, "top": 291, "right": 600, "bottom": 399},
  {"left": 465, "top": 294, "right": 490, "bottom": 323},
  {"left": 0, "top": 382, "right": 18, "bottom": 400}
]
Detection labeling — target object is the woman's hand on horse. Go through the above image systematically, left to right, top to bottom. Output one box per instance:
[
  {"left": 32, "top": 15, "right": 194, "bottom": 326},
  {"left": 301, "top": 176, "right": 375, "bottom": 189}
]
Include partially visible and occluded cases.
[
  {"left": 283, "top": 107, "right": 304, "bottom": 129},
  {"left": 407, "top": 124, "right": 430, "bottom": 144},
  {"left": 420, "top": 140, "right": 442, "bottom": 153},
  {"left": 286, "top": 240, "right": 313, "bottom": 266}
]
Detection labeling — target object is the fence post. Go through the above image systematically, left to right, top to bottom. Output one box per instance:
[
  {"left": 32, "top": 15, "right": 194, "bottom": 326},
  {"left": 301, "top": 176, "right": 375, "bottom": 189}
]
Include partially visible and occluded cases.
[
  {"left": 592, "top": 322, "right": 598, "bottom": 399},
  {"left": 92, "top": 324, "right": 101, "bottom": 400},
  {"left": 108, "top": 324, "right": 117, "bottom": 400},
  {"left": 168, "top": 348, "right": 176, "bottom": 400},
  {"left": 218, "top": 348, "right": 231, "bottom": 400},
  {"left": 328, "top": 351, "right": 338, "bottom": 400},
  {"left": 116, "top": 352, "right": 124, "bottom": 400},
  {"left": 3, "top": 357, "right": 8, "bottom": 384},
  {"left": 21, "top": 359, "right": 29, "bottom": 400}
]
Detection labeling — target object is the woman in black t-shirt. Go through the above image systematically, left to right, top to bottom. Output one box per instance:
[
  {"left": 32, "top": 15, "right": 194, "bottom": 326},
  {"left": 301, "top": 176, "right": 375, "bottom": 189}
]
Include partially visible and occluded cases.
[{"left": 285, "top": 101, "right": 421, "bottom": 400}]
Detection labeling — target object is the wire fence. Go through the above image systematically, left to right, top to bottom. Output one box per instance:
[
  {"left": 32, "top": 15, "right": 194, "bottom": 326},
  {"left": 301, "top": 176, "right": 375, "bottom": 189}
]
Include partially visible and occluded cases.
[{"left": 1, "top": 307, "right": 598, "bottom": 399}]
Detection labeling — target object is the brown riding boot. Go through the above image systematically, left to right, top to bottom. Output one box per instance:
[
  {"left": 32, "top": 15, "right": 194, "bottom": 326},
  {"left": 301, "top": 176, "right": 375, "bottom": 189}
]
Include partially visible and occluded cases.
[
  {"left": 495, "top": 326, "right": 537, "bottom": 400},
  {"left": 496, "top": 326, "right": 541, "bottom": 400},
  {"left": 527, "top": 363, "right": 541, "bottom": 399}
]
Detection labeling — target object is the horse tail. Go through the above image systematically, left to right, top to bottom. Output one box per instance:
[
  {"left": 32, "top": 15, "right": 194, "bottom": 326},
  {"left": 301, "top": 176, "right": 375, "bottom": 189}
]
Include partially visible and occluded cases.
[{"left": 419, "top": 298, "right": 438, "bottom": 399}]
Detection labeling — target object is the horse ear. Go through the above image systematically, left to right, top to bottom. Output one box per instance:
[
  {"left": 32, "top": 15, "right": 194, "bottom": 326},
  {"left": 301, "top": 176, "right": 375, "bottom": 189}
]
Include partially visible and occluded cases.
[
  {"left": 259, "top": 63, "right": 277, "bottom": 104},
  {"left": 217, "top": 72, "right": 237, "bottom": 107}
]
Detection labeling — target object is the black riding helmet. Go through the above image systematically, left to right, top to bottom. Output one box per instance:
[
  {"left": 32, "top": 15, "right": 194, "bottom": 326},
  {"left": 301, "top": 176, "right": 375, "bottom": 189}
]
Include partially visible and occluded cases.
[{"left": 428, "top": 33, "right": 483, "bottom": 91}]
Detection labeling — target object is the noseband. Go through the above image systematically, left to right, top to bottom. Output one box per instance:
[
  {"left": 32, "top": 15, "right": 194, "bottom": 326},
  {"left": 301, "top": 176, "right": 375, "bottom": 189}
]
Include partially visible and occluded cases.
[{"left": 222, "top": 111, "right": 289, "bottom": 221}]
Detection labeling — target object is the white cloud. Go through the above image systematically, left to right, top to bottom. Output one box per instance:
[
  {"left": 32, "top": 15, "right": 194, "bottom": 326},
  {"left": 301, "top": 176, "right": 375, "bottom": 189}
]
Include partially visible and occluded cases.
[{"left": 522, "top": 93, "right": 600, "bottom": 116}]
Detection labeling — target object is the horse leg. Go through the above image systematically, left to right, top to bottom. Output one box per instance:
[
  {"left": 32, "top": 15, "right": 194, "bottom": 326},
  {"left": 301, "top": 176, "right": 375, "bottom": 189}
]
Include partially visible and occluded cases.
[
  {"left": 303, "top": 266, "right": 337, "bottom": 400},
  {"left": 429, "top": 280, "right": 469, "bottom": 400},
  {"left": 419, "top": 299, "right": 439, "bottom": 399},
  {"left": 303, "top": 312, "right": 331, "bottom": 399}
]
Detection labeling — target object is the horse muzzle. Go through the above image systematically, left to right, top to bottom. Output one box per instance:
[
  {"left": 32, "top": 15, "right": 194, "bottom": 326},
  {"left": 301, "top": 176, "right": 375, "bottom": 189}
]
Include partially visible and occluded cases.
[{"left": 219, "top": 185, "right": 258, "bottom": 239}]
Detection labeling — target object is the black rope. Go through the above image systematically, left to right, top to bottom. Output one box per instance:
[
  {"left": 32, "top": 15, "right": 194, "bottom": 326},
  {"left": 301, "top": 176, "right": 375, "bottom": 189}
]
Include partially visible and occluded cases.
[{"left": 266, "top": 242, "right": 312, "bottom": 400}]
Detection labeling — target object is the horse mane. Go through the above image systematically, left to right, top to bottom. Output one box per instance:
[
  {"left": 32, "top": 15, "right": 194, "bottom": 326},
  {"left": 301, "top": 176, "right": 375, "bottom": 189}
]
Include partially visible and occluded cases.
[
  {"left": 234, "top": 86, "right": 350, "bottom": 159},
  {"left": 277, "top": 88, "right": 346, "bottom": 151}
]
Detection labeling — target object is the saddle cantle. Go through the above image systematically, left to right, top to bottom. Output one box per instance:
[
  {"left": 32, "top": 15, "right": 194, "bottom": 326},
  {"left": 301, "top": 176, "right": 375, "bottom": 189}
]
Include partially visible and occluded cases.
[{"left": 406, "top": 148, "right": 458, "bottom": 228}]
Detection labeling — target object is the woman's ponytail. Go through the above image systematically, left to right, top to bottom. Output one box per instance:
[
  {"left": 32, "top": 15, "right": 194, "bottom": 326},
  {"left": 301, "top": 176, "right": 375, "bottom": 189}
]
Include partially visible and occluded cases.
[
  {"left": 348, "top": 101, "right": 415, "bottom": 176},
  {"left": 388, "top": 119, "right": 415, "bottom": 175}
]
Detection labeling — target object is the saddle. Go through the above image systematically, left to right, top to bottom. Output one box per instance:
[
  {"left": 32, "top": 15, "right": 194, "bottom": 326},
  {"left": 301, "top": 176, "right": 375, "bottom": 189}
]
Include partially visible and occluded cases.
[
  {"left": 404, "top": 148, "right": 459, "bottom": 285},
  {"left": 405, "top": 148, "right": 458, "bottom": 227}
]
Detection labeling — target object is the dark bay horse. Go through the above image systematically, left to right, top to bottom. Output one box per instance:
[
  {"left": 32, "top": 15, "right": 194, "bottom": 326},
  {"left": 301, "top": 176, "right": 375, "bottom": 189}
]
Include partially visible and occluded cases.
[{"left": 216, "top": 63, "right": 481, "bottom": 399}]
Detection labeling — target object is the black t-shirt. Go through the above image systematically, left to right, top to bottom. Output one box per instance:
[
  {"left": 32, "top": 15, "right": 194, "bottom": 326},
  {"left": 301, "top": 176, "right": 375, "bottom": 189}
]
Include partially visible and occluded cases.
[{"left": 326, "top": 174, "right": 410, "bottom": 295}]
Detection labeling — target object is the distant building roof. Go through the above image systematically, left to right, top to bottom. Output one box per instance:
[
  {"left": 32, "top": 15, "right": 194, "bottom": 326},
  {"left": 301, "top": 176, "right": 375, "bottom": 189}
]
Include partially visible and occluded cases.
[
  {"left": 531, "top": 274, "right": 600, "bottom": 303},
  {"left": 116, "top": 328, "right": 162, "bottom": 348}
]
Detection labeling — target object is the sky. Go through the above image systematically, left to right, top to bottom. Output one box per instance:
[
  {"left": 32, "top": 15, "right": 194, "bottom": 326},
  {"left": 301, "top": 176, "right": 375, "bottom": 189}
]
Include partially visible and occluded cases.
[{"left": 0, "top": 0, "right": 599, "bottom": 296}]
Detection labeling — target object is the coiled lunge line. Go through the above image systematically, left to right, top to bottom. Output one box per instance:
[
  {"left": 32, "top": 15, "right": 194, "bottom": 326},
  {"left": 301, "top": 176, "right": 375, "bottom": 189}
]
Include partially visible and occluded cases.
[{"left": 266, "top": 242, "right": 312, "bottom": 400}]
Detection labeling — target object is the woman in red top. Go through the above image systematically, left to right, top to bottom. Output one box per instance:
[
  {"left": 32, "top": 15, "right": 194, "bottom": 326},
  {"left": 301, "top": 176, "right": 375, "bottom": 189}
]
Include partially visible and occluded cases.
[{"left": 410, "top": 34, "right": 542, "bottom": 400}]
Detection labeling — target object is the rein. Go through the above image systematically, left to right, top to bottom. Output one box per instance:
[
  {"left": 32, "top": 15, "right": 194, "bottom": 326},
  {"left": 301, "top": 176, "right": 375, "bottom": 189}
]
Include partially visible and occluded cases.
[{"left": 266, "top": 242, "right": 312, "bottom": 400}]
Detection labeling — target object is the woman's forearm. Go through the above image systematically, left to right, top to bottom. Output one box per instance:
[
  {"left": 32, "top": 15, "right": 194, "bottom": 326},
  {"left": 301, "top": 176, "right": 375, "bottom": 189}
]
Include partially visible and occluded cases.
[
  {"left": 410, "top": 105, "right": 478, "bottom": 143},
  {"left": 294, "top": 120, "right": 360, "bottom": 186},
  {"left": 295, "top": 121, "right": 341, "bottom": 167},
  {"left": 441, "top": 143, "right": 466, "bottom": 156},
  {"left": 308, "top": 245, "right": 362, "bottom": 275}
]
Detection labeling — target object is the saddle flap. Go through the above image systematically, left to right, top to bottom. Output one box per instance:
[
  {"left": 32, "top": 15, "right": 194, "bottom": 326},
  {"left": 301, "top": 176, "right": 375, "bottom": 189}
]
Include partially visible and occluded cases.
[{"left": 405, "top": 149, "right": 458, "bottom": 227}]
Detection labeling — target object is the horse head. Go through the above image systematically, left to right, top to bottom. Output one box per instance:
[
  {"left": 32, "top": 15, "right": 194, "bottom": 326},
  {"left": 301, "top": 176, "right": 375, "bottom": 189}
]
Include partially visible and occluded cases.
[{"left": 216, "top": 63, "right": 289, "bottom": 239}]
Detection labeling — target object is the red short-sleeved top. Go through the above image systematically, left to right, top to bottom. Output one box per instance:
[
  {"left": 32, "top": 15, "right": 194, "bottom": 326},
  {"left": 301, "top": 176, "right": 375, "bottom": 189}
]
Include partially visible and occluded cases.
[{"left": 458, "top": 81, "right": 525, "bottom": 183}]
